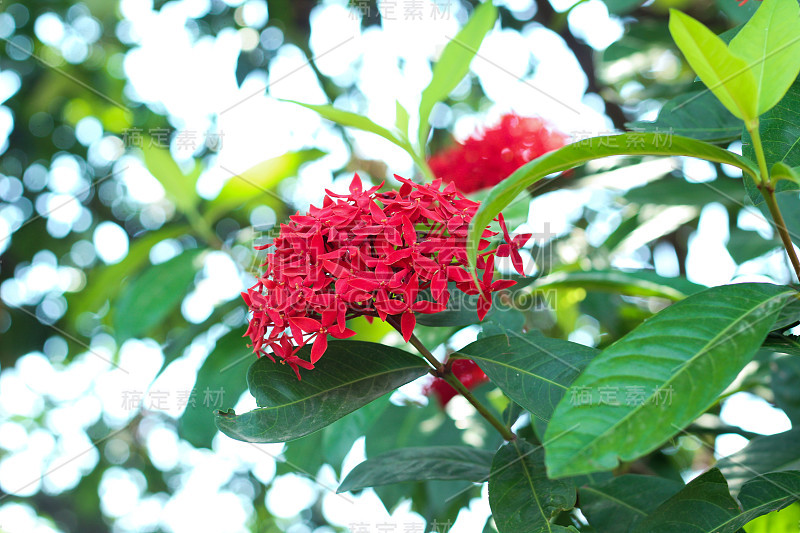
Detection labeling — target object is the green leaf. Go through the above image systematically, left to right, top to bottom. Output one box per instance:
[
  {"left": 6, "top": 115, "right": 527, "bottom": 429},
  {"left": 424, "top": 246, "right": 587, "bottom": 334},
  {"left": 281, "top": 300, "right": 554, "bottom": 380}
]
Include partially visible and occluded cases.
[
  {"left": 602, "top": 0, "right": 644, "bottom": 15},
  {"left": 728, "top": 0, "right": 800, "bottom": 116},
  {"left": 417, "top": 1, "right": 496, "bottom": 149},
  {"left": 668, "top": 9, "right": 758, "bottom": 122},
  {"left": 743, "top": 76, "right": 800, "bottom": 203},
  {"left": 627, "top": 88, "right": 741, "bottom": 143},
  {"left": 285, "top": 100, "right": 403, "bottom": 147},
  {"left": 395, "top": 100, "right": 410, "bottom": 140},
  {"left": 467, "top": 133, "right": 759, "bottom": 283},
  {"left": 141, "top": 140, "right": 201, "bottom": 214},
  {"left": 205, "top": 149, "right": 325, "bottom": 222},
  {"left": 771, "top": 162, "right": 800, "bottom": 186},
  {"left": 66, "top": 224, "right": 191, "bottom": 329},
  {"left": 727, "top": 227, "right": 780, "bottom": 264},
  {"left": 112, "top": 249, "right": 204, "bottom": 340},
  {"left": 530, "top": 270, "right": 704, "bottom": 302},
  {"left": 544, "top": 283, "right": 794, "bottom": 478},
  {"left": 178, "top": 330, "right": 252, "bottom": 449},
  {"left": 456, "top": 333, "right": 597, "bottom": 422},
  {"left": 214, "top": 341, "right": 428, "bottom": 443},
  {"left": 770, "top": 353, "right": 800, "bottom": 424},
  {"left": 322, "top": 394, "right": 390, "bottom": 474},
  {"left": 716, "top": 428, "right": 800, "bottom": 495},
  {"left": 488, "top": 439, "right": 576, "bottom": 533},
  {"left": 337, "top": 446, "right": 494, "bottom": 493},
  {"left": 634, "top": 468, "right": 800, "bottom": 532},
  {"left": 633, "top": 469, "right": 741, "bottom": 532},
  {"left": 580, "top": 474, "right": 684, "bottom": 533},
  {"left": 744, "top": 502, "right": 800, "bottom": 533}
]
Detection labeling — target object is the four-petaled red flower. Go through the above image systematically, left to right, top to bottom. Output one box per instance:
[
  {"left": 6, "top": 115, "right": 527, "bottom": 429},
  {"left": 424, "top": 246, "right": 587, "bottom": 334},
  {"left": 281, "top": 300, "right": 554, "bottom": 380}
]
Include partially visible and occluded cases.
[
  {"left": 428, "top": 113, "right": 567, "bottom": 194},
  {"left": 242, "top": 173, "right": 529, "bottom": 378},
  {"left": 425, "top": 359, "right": 489, "bottom": 407}
]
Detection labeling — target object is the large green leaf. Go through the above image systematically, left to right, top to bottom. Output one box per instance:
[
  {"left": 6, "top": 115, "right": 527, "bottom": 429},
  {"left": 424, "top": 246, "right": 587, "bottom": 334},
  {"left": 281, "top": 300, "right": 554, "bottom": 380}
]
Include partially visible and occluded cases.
[
  {"left": 728, "top": 0, "right": 800, "bottom": 117},
  {"left": 417, "top": 1, "right": 496, "bottom": 150},
  {"left": 668, "top": 10, "right": 757, "bottom": 122},
  {"left": 743, "top": 78, "right": 800, "bottom": 204},
  {"left": 627, "top": 88, "right": 741, "bottom": 143},
  {"left": 466, "top": 133, "right": 759, "bottom": 277},
  {"left": 205, "top": 149, "right": 325, "bottom": 221},
  {"left": 624, "top": 175, "right": 746, "bottom": 208},
  {"left": 112, "top": 249, "right": 204, "bottom": 340},
  {"left": 529, "top": 270, "right": 704, "bottom": 302},
  {"left": 543, "top": 283, "right": 794, "bottom": 478},
  {"left": 178, "top": 329, "right": 252, "bottom": 449},
  {"left": 456, "top": 333, "right": 597, "bottom": 422},
  {"left": 215, "top": 341, "right": 428, "bottom": 443},
  {"left": 716, "top": 428, "right": 800, "bottom": 495},
  {"left": 488, "top": 439, "right": 576, "bottom": 533},
  {"left": 337, "top": 446, "right": 494, "bottom": 493},
  {"left": 634, "top": 468, "right": 800, "bottom": 532},
  {"left": 580, "top": 474, "right": 684, "bottom": 533}
]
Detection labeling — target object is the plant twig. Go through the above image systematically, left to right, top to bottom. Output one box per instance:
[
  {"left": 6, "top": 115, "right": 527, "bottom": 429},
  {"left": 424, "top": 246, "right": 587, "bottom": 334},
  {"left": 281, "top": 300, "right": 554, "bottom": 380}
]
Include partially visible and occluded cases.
[{"left": 386, "top": 316, "right": 516, "bottom": 441}]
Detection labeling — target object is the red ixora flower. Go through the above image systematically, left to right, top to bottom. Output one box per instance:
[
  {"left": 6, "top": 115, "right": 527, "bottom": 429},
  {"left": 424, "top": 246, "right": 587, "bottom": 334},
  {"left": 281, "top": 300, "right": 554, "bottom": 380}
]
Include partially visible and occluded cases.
[
  {"left": 428, "top": 113, "right": 567, "bottom": 194},
  {"left": 242, "top": 173, "right": 530, "bottom": 378},
  {"left": 425, "top": 359, "right": 489, "bottom": 407}
]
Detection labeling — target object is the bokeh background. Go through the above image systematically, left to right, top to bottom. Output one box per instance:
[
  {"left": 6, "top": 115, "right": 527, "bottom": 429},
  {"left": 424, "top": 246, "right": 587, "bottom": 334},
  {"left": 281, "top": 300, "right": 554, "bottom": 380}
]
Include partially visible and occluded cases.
[{"left": 0, "top": 0, "right": 795, "bottom": 531}]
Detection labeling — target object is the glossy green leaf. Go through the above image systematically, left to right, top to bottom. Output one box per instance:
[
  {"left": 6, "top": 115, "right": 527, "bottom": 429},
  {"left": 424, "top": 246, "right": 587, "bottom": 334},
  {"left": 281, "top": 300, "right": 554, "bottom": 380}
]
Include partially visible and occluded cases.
[
  {"left": 728, "top": 0, "right": 800, "bottom": 116},
  {"left": 417, "top": 1, "right": 496, "bottom": 149},
  {"left": 668, "top": 9, "right": 758, "bottom": 122},
  {"left": 742, "top": 77, "right": 800, "bottom": 203},
  {"left": 627, "top": 88, "right": 741, "bottom": 143},
  {"left": 285, "top": 100, "right": 403, "bottom": 147},
  {"left": 467, "top": 133, "right": 759, "bottom": 278},
  {"left": 141, "top": 140, "right": 201, "bottom": 213},
  {"left": 205, "top": 149, "right": 325, "bottom": 221},
  {"left": 112, "top": 249, "right": 204, "bottom": 340},
  {"left": 529, "top": 270, "right": 704, "bottom": 302},
  {"left": 544, "top": 283, "right": 794, "bottom": 478},
  {"left": 178, "top": 330, "right": 251, "bottom": 449},
  {"left": 456, "top": 332, "right": 597, "bottom": 422},
  {"left": 215, "top": 341, "right": 428, "bottom": 443},
  {"left": 716, "top": 428, "right": 800, "bottom": 495},
  {"left": 488, "top": 439, "right": 576, "bottom": 533},
  {"left": 338, "top": 446, "right": 494, "bottom": 493},
  {"left": 634, "top": 468, "right": 800, "bottom": 532},
  {"left": 580, "top": 474, "right": 684, "bottom": 533}
]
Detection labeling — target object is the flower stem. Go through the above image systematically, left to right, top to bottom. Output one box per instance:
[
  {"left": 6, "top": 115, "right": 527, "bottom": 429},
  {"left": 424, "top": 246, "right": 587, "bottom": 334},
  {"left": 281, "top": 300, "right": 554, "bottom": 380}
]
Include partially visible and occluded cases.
[
  {"left": 748, "top": 119, "right": 800, "bottom": 281},
  {"left": 386, "top": 317, "right": 516, "bottom": 441}
]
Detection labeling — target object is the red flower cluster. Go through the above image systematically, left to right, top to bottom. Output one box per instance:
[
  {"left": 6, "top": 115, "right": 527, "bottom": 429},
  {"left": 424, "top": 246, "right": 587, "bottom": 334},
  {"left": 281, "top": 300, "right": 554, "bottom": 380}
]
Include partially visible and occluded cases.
[
  {"left": 428, "top": 113, "right": 567, "bottom": 194},
  {"left": 242, "top": 174, "right": 530, "bottom": 378},
  {"left": 425, "top": 359, "right": 489, "bottom": 407}
]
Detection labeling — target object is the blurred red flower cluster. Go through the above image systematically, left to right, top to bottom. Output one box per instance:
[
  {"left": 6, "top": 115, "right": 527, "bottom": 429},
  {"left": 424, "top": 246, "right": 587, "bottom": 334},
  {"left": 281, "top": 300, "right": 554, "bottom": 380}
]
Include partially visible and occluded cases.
[
  {"left": 428, "top": 113, "right": 567, "bottom": 193},
  {"left": 242, "top": 174, "right": 530, "bottom": 378},
  {"left": 425, "top": 359, "right": 489, "bottom": 407}
]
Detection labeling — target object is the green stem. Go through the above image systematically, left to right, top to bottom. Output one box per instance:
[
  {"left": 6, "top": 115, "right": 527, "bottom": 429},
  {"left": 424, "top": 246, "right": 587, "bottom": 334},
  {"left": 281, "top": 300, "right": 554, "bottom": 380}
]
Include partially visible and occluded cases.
[
  {"left": 747, "top": 119, "right": 800, "bottom": 281},
  {"left": 747, "top": 119, "right": 770, "bottom": 188},
  {"left": 405, "top": 142, "right": 436, "bottom": 182},
  {"left": 762, "top": 185, "right": 800, "bottom": 281},
  {"left": 386, "top": 316, "right": 516, "bottom": 441}
]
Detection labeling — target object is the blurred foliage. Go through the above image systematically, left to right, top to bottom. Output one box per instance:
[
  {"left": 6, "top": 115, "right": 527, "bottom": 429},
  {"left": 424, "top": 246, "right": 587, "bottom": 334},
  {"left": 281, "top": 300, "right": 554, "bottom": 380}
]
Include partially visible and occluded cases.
[{"left": 0, "top": 0, "right": 795, "bottom": 531}]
